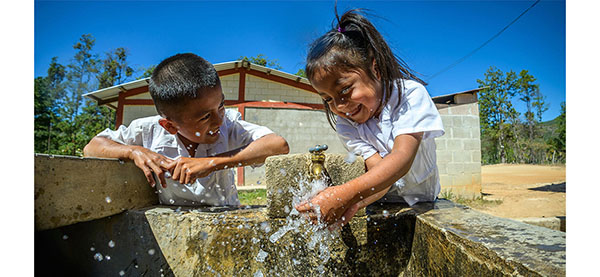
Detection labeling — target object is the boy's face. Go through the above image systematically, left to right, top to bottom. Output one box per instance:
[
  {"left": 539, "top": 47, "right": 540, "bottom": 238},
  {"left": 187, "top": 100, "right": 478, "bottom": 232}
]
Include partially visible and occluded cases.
[{"left": 163, "top": 86, "right": 226, "bottom": 145}]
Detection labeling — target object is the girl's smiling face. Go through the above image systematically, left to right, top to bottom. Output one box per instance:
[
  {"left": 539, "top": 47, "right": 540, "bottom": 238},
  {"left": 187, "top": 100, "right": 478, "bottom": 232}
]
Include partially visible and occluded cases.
[{"left": 310, "top": 68, "right": 383, "bottom": 124}]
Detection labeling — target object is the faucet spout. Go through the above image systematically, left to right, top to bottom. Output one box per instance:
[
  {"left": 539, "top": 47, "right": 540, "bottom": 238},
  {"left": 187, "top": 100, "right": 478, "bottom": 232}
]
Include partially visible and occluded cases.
[{"left": 308, "top": 144, "right": 332, "bottom": 185}]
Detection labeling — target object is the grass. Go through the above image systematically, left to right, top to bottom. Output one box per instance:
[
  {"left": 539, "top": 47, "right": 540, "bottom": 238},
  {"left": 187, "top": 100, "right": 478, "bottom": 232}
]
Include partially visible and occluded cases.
[
  {"left": 238, "top": 189, "right": 267, "bottom": 205},
  {"left": 439, "top": 190, "right": 503, "bottom": 209}
]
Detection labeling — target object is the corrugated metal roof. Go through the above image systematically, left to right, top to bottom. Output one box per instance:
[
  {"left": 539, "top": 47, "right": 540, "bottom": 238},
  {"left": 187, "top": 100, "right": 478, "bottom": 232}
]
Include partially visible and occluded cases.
[{"left": 83, "top": 60, "right": 311, "bottom": 102}]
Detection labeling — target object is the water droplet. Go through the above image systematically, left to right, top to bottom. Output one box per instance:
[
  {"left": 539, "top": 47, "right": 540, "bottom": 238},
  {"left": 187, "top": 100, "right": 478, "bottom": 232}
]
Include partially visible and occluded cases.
[
  {"left": 195, "top": 132, "right": 201, "bottom": 137},
  {"left": 344, "top": 152, "right": 357, "bottom": 164},
  {"left": 118, "top": 160, "right": 124, "bottom": 164},
  {"left": 164, "top": 172, "right": 171, "bottom": 178},
  {"left": 256, "top": 180, "right": 261, "bottom": 185},
  {"left": 182, "top": 188, "right": 187, "bottom": 192},
  {"left": 105, "top": 196, "right": 112, "bottom": 203},
  {"left": 169, "top": 199, "right": 175, "bottom": 204},
  {"left": 382, "top": 210, "right": 389, "bottom": 218},
  {"left": 62, "top": 235, "right": 68, "bottom": 240},
  {"left": 108, "top": 240, "right": 115, "bottom": 248},
  {"left": 90, "top": 247, "right": 95, "bottom": 251},
  {"left": 148, "top": 249, "right": 156, "bottom": 255},
  {"left": 256, "top": 249, "right": 269, "bottom": 262},
  {"left": 93, "top": 253, "right": 103, "bottom": 262},
  {"left": 106, "top": 255, "right": 111, "bottom": 261},
  {"left": 119, "top": 270, "right": 125, "bottom": 276}
]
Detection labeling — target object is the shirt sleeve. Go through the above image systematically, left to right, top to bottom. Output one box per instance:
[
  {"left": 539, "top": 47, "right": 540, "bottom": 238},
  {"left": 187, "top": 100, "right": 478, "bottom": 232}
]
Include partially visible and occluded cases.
[
  {"left": 390, "top": 80, "right": 445, "bottom": 140},
  {"left": 225, "top": 109, "right": 274, "bottom": 150},
  {"left": 336, "top": 117, "right": 378, "bottom": 160},
  {"left": 95, "top": 118, "right": 148, "bottom": 146}
]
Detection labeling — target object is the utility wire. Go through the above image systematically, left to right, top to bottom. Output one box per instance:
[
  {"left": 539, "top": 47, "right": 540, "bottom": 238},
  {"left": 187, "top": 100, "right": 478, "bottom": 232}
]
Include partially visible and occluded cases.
[{"left": 426, "top": 0, "right": 541, "bottom": 81}]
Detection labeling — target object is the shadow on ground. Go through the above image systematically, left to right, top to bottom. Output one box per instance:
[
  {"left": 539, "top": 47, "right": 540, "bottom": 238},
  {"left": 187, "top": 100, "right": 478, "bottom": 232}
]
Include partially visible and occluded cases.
[{"left": 528, "top": 182, "right": 566, "bottom": 193}]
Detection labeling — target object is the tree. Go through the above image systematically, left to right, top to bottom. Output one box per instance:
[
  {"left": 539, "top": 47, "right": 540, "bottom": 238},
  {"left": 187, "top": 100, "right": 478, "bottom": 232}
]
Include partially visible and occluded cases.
[
  {"left": 54, "top": 34, "right": 99, "bottom": 155},
  {"left": 97, "top": 47, "right": 134, "bottom": 89},
  {"left": 239, "top": 54, "right": 282, "bottom": 70},
  {"left": 34, "top": 57, "right": 66, "bottom": 153},
  {"left": 137, "top": 65, "right": 156, "bottom": 79},
  {"left": 477, "top": 66, "right": 519, "bottom": 164},
  {"left": 295, "top": 68, "right": 307, "bottom": 78},
  {"left": 517, "top": 70, "right": 538, "bottom": 140},
  {"left": 548, "top": 102, "right": 566, "bottom": 163}
]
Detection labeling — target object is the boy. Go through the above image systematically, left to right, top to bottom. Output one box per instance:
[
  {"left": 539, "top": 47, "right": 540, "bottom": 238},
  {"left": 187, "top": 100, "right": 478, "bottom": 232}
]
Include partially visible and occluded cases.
[{"left": 83, "top": 53, "right": 289, "bottom": 206}]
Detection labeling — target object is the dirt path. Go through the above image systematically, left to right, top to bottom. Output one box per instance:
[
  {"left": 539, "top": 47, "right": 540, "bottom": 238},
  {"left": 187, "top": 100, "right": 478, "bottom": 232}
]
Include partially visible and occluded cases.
[{"left": 472, "top": 164, "right": 566, "bottom": 219}]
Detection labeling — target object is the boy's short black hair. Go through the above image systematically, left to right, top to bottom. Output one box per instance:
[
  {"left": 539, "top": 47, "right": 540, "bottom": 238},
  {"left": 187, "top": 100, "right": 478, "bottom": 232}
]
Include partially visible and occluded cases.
[{"left": 149, "top": 53, "right": 220, "bottom": 118}]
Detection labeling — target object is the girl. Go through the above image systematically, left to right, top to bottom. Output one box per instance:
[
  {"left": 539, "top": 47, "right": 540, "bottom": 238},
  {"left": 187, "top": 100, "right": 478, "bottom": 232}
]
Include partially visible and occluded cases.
[{"left": 295, "top": 9, "right": 444, "bottom": 228}]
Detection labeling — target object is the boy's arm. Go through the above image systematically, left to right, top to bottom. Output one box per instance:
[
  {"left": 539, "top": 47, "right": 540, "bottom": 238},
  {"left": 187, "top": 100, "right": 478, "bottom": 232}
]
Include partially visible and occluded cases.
[
  {"left": 170, "top": 134, "right": 289, "bottom": 185},
  {"left": 83, "top": 136, "right": 173, "bottom": 187}
]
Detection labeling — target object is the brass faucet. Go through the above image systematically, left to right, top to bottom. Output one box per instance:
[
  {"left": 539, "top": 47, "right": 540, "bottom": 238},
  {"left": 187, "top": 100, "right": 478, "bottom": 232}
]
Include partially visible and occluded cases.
[{"left": 308, "top": 144, "right": 332, "bottom": 185}]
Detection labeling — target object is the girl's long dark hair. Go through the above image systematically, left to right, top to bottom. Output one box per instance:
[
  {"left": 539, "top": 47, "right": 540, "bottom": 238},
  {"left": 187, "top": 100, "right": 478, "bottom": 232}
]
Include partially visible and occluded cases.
[{"left": 306, "top": 7, "right": 425, "bottom": 130}]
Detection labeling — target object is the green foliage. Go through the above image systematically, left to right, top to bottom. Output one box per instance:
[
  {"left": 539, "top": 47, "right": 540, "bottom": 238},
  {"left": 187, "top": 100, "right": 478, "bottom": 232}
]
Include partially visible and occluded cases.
[
  {"left": 33, "top": 34, "right": 151, "bottom": 156},
  {"left": 97, "top": 47, "right": 134, "bottom": 89},
  {"left": 239, "top": 54, "right": 282, "bottom": 70},
  {"left": 137, "top": 65, "right": 156, "bottom": 79},
  {"left": 478, "top": 66, "right": 564, "bottom": 164},
  {"left": 295, "top": 68, "right": 307, "bottom": 78},
  {"left": 237, "top": 189, "right": 267, "bottom": 205}
]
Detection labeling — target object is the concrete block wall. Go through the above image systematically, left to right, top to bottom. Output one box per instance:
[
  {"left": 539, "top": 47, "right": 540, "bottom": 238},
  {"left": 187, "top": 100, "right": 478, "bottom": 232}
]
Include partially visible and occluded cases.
[
  {"left": 221, "top": 74, "right": 239, "bottom": 100},
  {"left": 245, "top": 75, "right": 322, "bottom": 104},
  {"left": 435, "top": 102, "right": 482, "bottom": 198},
  {"left": 122, "top": 105, "right": 158, "bottom": 126},
  {"left": 242, "top": 107, "right": 347, "bottom": 185}
]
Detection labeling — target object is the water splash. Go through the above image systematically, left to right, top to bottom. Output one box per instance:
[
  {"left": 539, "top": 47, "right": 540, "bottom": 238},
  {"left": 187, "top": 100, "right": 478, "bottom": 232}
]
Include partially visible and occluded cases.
[{"left": 93, "top": 253, "right": 103, "bottom": 262}]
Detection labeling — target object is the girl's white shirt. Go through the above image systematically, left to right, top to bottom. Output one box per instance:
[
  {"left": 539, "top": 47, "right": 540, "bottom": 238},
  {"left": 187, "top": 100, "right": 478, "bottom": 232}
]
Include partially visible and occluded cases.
[
  {"left": 336, "top": 79, "right": 445, "bottom": 206},
  {"left": 96, "top": 109, "right": 273, "bottom": 206}
]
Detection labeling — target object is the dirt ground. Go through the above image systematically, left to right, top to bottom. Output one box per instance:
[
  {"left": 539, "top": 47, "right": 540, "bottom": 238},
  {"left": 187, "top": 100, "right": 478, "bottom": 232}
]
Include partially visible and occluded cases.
[{"left": 472, "top": 164, "right": 566, "bottom": 219}]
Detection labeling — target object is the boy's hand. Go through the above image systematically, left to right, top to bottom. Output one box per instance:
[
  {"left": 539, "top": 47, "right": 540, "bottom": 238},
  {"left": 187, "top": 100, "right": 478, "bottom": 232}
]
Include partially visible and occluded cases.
[
  {"left": 128, "top": 146, "right": 173, "bottom": 188},
  {"left": 169, "top": 157, "right": 218, "bottom": 185}
]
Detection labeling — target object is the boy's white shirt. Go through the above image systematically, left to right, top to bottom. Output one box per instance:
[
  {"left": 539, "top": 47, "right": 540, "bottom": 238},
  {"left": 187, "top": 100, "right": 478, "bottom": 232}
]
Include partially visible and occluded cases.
[
  {"left": 336, "top": 79, "right": 445, "bottom": 206},
  {"left": 96, "top": 109, "right": 274, "bottom": 206}
]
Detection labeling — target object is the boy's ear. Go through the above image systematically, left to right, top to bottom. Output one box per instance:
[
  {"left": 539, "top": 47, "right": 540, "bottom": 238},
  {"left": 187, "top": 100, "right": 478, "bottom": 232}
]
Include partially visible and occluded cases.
[
  {"left": 371, "top": 59, "right": 381, "bottom": 81},
  {"left": 158, "top": 118, "right": 178, "bottom": 135}
]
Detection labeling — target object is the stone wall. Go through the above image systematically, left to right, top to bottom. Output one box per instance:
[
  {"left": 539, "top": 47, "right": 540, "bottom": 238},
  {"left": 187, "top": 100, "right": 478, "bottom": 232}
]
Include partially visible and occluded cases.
[{"left": 436, "top": 102, "right": 482, "bottom": 198}]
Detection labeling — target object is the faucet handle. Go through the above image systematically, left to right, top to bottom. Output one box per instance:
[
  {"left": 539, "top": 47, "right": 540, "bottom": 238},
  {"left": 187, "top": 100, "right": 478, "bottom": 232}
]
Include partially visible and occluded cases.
[{"left": 309, "top": 144, "right": 328, "bottom": 153}]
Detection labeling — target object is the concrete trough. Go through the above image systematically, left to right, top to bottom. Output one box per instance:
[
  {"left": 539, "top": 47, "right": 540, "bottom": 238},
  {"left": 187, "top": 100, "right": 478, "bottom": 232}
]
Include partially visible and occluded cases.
[{"left": 34, "top": 154, "right": 565, "bottom": 276}]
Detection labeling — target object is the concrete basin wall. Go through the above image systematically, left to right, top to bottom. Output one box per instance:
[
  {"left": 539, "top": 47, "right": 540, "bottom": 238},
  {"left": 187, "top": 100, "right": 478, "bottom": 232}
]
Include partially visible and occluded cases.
[
  {"left": 34, "top": 154, "right": 565, "bottom": 276},
  {"left": 34, "top": 154, "right": 158, "bottom": 230}
]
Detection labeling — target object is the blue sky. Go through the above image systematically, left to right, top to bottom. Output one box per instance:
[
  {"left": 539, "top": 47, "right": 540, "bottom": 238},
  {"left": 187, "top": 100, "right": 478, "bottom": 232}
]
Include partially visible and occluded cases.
[{"left": 34, "top": 0, "right": 565, "bottom": 121}]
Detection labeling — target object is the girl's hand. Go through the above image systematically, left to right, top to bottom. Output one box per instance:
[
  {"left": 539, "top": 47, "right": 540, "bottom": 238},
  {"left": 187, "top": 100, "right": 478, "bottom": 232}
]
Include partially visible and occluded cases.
[
  {"left": 169, "top": 157, "right": 218, "bottom": 185},
  {"left": 295, "top": 185, "right": 356, "bottom": 226}
]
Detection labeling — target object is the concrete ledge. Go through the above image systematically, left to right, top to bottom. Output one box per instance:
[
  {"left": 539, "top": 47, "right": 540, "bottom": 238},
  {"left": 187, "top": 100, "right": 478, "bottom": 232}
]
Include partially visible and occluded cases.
[
  {"left": 34, "top": 154, "right": 158, "bottom": 230},
  {"left": 406, "top": 200, "right": 566, "bottom": 276},
  {"left": 36, "top": 201, "right": 565, "bottom": 276},
  {"left": 515, "top": 217, "right": 566, "bottom": 232}
]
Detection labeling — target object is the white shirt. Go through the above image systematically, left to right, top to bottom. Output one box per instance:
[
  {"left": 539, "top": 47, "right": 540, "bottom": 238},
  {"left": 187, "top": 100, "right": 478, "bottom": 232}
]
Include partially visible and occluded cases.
[
  {"left": 336, "top": 79, "right": 445, "bottom": 206},
  {"left": 96, "top": 109, "right": 274, "bottom": 206}
]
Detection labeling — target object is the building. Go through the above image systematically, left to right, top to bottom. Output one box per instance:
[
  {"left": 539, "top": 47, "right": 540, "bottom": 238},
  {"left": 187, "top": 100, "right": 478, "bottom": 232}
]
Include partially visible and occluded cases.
[{"left": 85, "top": 60, "right": 482, "bottom": 197}]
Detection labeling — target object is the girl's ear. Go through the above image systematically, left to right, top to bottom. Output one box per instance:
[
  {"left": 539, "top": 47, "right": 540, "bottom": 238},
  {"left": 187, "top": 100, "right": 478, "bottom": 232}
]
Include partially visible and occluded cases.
[
  {"left": 371, "top": 59, "right": 381, "bottom": 81},
  {"left": 158, "top": 118, "right": 179, "bottom": 135}
]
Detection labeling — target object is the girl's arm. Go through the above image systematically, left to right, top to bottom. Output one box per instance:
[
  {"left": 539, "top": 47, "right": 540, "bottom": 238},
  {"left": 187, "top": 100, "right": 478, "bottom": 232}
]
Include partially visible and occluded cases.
[{"left": 296, "top": 132, "right": 423, "bottom": 226}]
